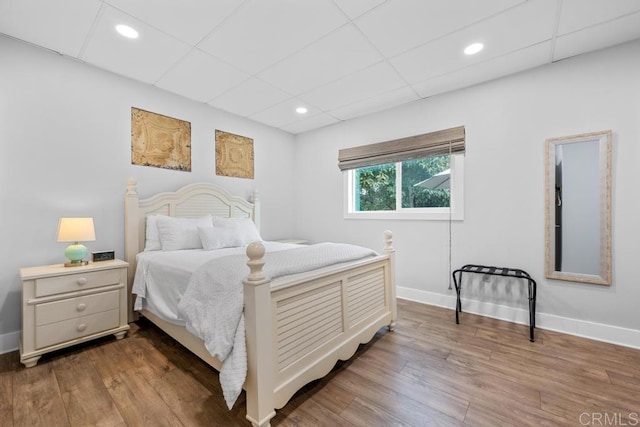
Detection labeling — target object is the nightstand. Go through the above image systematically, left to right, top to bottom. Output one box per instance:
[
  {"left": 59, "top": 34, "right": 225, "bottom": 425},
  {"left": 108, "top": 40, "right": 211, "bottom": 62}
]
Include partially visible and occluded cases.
[
  {"left": 275, "top": 239, "right": 309, "bottom": 244},
  {"left": 19, "top": 259, "right": 130, "bottom": 368}
]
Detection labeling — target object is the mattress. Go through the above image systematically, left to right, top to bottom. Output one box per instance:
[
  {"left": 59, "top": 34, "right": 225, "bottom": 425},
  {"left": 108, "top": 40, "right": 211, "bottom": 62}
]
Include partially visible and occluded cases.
[{"left": 132, "top": 241, "right": 300, "bottom": 325}]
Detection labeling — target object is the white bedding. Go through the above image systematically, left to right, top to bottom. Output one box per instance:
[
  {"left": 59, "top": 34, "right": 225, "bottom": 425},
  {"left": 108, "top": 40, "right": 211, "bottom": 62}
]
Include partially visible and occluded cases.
[{"left": 132, "top": 241, "right": 299, "bottom": 324}]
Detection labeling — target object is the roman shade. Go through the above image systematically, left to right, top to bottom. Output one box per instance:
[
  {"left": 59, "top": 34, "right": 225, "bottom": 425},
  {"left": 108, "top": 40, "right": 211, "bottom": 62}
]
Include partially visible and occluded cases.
[{"left": 337, "top": 125, "right": 465, "bottom": 171}]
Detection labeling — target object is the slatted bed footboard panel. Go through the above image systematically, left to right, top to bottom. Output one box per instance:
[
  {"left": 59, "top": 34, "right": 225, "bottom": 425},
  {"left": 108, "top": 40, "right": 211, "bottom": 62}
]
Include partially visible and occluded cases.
[
  {"left": 271, "top": 259, "right": 391, "bottom": 408},
  {"left": 347, "top": 267, "right": 386, "bottom": 327},
  {"left": 275, "top": 280, "right": 344, "bottom": 371}
]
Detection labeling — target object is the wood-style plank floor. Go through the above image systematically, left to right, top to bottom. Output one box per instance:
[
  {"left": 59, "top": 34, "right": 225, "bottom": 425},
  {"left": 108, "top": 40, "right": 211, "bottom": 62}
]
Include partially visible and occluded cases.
[{"left": 2, "top": 299, "right": 639, "bottom": 426}]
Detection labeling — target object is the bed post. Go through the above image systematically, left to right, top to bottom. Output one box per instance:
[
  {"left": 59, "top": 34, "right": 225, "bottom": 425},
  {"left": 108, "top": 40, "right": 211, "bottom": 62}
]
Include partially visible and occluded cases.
[
  {"left": 124, "top": 178, "right": 139, "bottom": 322},
  {"left": 252, "top": 190, "right": 261, "bottom": 232},
  {"left": 384, "top": 230, "right": 397, "bottom": 331},
  {"left": 243, "top": 242, "right": 275, "bottom": 427}
]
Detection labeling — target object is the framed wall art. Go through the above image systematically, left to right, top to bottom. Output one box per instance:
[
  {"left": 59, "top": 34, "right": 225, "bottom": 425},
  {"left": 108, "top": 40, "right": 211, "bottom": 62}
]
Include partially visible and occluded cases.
[
  {"left": 131, "top": 107, "right": 191, "bottom": 171},
  {"left": 215, "top": 129, "right": 254, "bottom": 179}
]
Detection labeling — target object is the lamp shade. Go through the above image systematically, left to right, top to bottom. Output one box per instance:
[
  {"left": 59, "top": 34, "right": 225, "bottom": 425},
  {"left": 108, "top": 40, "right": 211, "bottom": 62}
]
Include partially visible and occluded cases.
[{"left": 57, "top": 218, "right": 96, "bottom": 242}]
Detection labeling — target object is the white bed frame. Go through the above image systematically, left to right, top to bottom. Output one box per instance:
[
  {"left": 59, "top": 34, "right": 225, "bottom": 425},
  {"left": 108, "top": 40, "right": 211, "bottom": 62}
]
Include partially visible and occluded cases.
[{"left": 124, "top": 179, "right": 396, "bottom": 427}]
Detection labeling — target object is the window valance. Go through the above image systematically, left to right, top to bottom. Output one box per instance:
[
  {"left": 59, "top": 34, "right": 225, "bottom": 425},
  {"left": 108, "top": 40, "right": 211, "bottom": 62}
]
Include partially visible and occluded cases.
[{"left": 337, "top": 125, "right": 465, "bottom": 171}]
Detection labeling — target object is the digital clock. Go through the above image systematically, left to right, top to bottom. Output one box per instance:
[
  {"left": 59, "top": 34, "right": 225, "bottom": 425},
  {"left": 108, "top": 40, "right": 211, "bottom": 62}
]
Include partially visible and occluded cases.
[{"left": 92, "top": 250, "right": 115, "bottom": 262}]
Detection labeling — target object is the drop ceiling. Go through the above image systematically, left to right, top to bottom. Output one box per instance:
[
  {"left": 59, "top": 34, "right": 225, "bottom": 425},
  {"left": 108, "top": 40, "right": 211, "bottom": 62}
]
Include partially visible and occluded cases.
[{"left": 1, "top": 0, "right": 639, "bottom": 134}]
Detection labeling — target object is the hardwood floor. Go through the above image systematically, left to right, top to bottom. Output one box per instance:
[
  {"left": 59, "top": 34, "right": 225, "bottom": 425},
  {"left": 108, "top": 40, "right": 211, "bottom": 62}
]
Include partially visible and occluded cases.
[{"left": 2, "top": 299, "right": 639, "bottom": 426}]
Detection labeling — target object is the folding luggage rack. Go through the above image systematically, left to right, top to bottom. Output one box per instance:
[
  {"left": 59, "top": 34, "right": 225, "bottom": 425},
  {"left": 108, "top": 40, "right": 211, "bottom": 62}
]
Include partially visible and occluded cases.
[{"left": 452, "top": 264, "right": 537, "bottom": 342}]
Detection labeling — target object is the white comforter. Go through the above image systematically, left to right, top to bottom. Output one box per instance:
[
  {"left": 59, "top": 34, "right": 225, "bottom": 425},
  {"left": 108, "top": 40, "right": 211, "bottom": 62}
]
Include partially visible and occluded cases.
[
  {"left": 132, "top": 242, "right": 299, "bottom": 323},
  {"left": 177, "top": 242, "right": 377, "bottom": 409}
]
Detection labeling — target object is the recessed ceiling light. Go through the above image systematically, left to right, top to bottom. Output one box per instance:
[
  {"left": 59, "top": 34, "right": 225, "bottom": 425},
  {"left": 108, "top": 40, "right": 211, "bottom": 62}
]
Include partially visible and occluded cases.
[
  {"left": 116, "top": 24, "right": 139, "bottom": 39},
  {"left": 464, "top": 42, "right": 484, "bottom": 55},
  {"left": 296, "top": 107, "right": 308, "bottom": 114}
]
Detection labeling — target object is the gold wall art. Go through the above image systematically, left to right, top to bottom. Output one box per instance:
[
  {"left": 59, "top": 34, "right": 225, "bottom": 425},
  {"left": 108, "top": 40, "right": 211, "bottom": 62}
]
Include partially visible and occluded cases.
[
  {"left": 131, "top": 107, "right": 191, "bottom": 171},
  {"left": 215, "top": 130, "right": 254, "bottom": 179}
]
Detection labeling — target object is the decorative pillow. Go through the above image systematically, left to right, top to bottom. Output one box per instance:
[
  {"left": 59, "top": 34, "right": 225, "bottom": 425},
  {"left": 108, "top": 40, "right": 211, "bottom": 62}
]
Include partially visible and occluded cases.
[
  {"left": 144, "top": 214, "right": 162, "bottom": 251},
  {"left": 156, "top": 215, "right": 213, "bottom": 251},
  {"left": 212, "top": 217, "right": 262, "bottom": 244},
  {"left": 198, "top": 227, "right": 244, "bottom": 250}
]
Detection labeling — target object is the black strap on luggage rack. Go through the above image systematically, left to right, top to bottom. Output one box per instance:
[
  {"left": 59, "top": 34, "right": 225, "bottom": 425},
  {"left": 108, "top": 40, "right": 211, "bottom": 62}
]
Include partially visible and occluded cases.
[{"left": 452, "top": 264, "right": 537, "bottom": 342}]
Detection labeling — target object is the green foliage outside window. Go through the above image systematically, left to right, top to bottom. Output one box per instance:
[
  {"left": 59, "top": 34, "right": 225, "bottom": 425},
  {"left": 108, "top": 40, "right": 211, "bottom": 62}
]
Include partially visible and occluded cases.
[
  {"left": 354, "top": 155, "right": 450, "bottom": 211},
  {"left": 402, "top": 156, "right": 450, "bottom": 208},
  {"left": 354, "top": 163, "right": 396, "bottom": 211}
]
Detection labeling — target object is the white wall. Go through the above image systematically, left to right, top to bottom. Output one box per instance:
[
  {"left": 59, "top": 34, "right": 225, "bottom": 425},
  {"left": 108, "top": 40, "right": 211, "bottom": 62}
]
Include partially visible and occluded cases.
[
  {"left": 2, "top": 34, "right": 639, "bottom": 352},
  {"left": 0, "top": 36, "right": 296, "bottom": 349},
  {"left": 293, "top": 40, "right": 640, "bottom": 345}
]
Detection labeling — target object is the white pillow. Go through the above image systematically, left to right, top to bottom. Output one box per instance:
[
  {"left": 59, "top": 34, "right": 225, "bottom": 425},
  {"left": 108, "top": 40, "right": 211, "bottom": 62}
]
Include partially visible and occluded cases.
[
  {"left": 144, "top": 214, "right": 162, "bottom": 251},
  {"left": 156, "top": 215, "right": 213, "bottom": 251},
  {"left": 212, "top": 217, "right": 262, "bottom": 244},
  {"left": 198, "top": 227, "right": 244, "bottom": 250}
]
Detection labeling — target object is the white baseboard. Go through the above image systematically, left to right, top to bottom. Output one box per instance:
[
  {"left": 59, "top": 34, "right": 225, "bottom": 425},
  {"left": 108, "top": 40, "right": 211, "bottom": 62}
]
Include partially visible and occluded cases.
[
  {"left": 397, "top": 286, "right": 640, "bottom": 350},
  {"left": 0, "top": 331, "right": 19, "bottom": 355}
]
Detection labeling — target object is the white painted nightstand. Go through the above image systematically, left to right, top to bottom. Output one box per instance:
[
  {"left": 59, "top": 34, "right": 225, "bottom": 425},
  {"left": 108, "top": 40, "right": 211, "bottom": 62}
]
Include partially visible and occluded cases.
[{"left": 19, "top": 259, "right": 130, "bottom": 367}]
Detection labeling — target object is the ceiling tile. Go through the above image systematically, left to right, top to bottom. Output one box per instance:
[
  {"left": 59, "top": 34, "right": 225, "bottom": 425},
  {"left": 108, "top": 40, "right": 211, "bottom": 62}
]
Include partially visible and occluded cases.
[
  {"left": 0, "top": 0, "right": 102, "bottom": 57},
  {"left": 103, "top": 0, "right": 244, "bottom": 45},
  {"left": 197, "top": 0, "right": 347, "bottom": 74},
  {"left": 332, "top": 0, "right": 386, "bottom": 19},
  {"left": 354, "top": 0, "right": 525, "bottom": 57},
  {"left": 390, "top": 0, "right": 557, "bottom": 84},
  {"left": 558, "top": 0, "right": 640, "bottom": 36},
  {"left": 2, "top": 1, "right": 639, "bottom": 135},
  {"left": 81, "top": 5, "right": 191, "bottom": 84},
  {"left": 554, "top": 12, "right": 640, "bottom": 61},
  {"left": 258, "top": 24, "right": 383, "bottom": 95},
  {"left": 412, "top": 41, "right": 551, "bottom": 98},
  {"left": 155, "top": 49, "right": 249, "bottom": 102},
  {"left": 299, "top": 62, "right": 406, "bottom": 111},
  {"left": 207, "top": 78, "right": 291, "bottom": 117},
  {"left": 330, "top": 86, "right": 419, "bottom": 120},
  {"left": 250, "top": 98, "right": 323, "bottom": 128},
  {"left": 280, "top": 113, "right": 340, "bottom": 134}
]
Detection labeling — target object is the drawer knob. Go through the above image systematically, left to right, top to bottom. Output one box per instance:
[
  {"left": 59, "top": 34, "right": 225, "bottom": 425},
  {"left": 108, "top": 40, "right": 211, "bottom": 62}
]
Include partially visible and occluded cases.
[
  {"left": 77, "top": 277, "right": 87, "bottom": 286},
  {"left": 77, "top": 303, "right": 87, "bottom": 312},
  {"left": 77, "top": 324, "right": 87, "bottom": 332}
]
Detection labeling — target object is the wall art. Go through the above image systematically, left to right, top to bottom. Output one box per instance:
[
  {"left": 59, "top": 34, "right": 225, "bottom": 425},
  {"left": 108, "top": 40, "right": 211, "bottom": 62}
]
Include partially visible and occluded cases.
[
  {"left": 131, "top": 107, "right": 191, "bottom": 171},
  {"left": 215, "top": 129, "right": 254, "bottom": 179}
]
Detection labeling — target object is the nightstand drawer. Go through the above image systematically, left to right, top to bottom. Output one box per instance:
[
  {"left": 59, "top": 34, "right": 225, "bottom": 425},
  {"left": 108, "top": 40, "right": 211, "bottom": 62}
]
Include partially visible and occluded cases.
[
  {"left": 35, "top": 269, "right": 121, "bottom": 297},
  {"left": 35, "top": 290, "right": 119, "bottom": 326},
  {"left": 35, "top": 309, "right": 119, "bottom": 349}
]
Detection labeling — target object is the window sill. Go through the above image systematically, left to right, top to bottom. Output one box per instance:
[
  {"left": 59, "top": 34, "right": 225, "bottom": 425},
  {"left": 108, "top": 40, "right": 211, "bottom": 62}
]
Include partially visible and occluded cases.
[{"left": 344, "top": 210, "right": 463, "bottom": 221}]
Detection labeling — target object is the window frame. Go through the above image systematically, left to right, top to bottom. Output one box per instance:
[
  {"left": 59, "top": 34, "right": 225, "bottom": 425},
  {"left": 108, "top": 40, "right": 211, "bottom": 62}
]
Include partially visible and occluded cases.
[{"left": 344, "top": 154, "right": 464, "bottom": 220}]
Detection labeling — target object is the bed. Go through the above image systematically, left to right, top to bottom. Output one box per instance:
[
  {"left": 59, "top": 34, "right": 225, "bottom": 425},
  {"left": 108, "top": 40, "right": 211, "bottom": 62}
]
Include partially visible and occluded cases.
[{"left": 124, "top": 179, "right": 396, "bottom": 427}]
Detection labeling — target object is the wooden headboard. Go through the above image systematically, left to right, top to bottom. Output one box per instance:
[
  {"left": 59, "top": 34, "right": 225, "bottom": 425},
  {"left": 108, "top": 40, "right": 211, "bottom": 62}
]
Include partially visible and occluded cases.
[{"left": 123, "top": 178, "right": 260, "bottom": 320}]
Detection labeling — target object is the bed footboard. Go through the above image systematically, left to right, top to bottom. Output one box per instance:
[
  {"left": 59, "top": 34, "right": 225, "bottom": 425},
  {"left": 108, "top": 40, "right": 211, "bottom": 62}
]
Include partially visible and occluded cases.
[{"left": 243, "top": 231, "right": 396, "bottom": 427}]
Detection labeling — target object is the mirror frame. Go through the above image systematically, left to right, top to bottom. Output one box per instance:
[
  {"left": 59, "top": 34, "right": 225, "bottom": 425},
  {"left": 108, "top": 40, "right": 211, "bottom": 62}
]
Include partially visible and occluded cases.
[{"left": 544, "top": 130, "right": 612, "bottom": 285}]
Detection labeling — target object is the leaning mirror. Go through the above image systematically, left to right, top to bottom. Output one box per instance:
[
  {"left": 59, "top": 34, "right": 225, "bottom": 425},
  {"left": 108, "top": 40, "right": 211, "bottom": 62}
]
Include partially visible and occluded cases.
[{"left": 545, "top": 130, "right": 612, "bottom": 285}]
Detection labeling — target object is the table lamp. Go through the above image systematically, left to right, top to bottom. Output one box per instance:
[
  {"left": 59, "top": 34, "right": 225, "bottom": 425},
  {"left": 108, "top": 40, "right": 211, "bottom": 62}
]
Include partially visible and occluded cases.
[{"left": 57, "top": 217, "right": 96, "bottom": 267}]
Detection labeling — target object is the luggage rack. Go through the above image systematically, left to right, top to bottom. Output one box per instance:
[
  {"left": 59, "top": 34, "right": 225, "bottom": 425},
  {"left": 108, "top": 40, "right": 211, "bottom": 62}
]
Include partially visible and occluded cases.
[{"left": 452, "top": 264, "right": 537, "bottom": 342}]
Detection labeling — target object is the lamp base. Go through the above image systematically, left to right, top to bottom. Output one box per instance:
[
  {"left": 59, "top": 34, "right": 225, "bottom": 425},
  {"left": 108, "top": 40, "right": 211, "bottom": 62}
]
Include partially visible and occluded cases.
[
  {"left": 64, "top": 243, "right": 89, "bottom": 267},
  {"left": 64, "top": 260, "right": 89, "bottom": 267}
]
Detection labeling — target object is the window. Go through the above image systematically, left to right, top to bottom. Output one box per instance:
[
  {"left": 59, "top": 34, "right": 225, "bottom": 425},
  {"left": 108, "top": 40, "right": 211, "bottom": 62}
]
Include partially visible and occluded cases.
[
  {"left": 338, "top": 126, "right": 465, "bottom": 220},
  {"left": 344, "top": 154, "right": 464, "bottom": 220}
]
